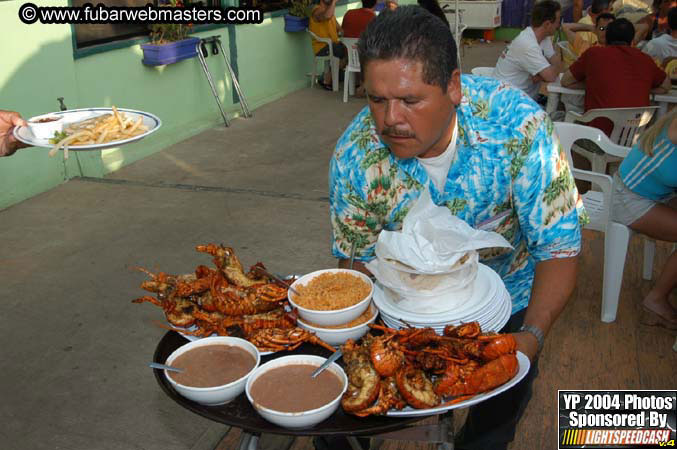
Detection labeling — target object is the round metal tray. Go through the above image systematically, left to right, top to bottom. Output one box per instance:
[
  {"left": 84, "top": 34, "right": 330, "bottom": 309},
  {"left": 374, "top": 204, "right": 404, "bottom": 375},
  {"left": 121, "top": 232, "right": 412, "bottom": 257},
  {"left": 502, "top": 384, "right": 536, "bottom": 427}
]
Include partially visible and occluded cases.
[{"left": 153, "top": 331, "right": 426, "bottom": 436}]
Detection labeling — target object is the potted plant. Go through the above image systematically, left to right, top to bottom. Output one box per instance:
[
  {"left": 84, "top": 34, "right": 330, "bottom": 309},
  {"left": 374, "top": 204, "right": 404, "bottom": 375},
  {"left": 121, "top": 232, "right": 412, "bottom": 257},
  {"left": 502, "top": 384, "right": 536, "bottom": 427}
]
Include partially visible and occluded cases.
[
  {"left": 140, "top": 0, "right": 200, "bottom": 66},
  {"left": 284, "top": 0, "right": 311, "bottom": 32}
]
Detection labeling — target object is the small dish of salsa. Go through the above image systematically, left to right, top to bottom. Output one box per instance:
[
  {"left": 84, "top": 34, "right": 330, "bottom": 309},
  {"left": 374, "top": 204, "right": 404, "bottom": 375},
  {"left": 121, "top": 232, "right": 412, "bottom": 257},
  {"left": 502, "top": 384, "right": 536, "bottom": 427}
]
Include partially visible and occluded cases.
[
  {"left": 26, "top": 114, "right": 63, "bottom": 140},
  {"left": 31, "top": 117, "right": 60, "bottom": 123}
]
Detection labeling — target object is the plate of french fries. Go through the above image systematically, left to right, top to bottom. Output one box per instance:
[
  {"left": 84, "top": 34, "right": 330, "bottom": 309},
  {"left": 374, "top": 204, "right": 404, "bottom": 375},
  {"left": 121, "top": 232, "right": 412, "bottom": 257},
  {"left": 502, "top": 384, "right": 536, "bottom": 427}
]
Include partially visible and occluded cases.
[{"left": 13, "top": 106, "right": 161, "bottom": 156}]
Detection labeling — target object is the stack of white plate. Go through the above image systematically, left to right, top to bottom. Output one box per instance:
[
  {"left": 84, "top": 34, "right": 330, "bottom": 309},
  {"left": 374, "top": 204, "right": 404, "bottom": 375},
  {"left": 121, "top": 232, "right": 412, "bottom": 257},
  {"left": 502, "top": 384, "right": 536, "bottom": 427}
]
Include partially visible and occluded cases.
[{"left": 373, "top": 264, "right": 512, "bottom": 333}]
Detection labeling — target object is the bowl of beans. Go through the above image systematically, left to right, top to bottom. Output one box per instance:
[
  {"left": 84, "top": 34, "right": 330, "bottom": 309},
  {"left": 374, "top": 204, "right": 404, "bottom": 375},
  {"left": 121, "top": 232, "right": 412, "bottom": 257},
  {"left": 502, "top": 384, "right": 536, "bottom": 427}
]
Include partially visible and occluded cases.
[
  {"left": 288, "top": 269, "right": 374, "bottom": 327},
  {"left": 164, "top": 336, "right": 260, "bottom": 406},
  {"left": 246, "top": 354, "right": 348, "bottom": 429}
]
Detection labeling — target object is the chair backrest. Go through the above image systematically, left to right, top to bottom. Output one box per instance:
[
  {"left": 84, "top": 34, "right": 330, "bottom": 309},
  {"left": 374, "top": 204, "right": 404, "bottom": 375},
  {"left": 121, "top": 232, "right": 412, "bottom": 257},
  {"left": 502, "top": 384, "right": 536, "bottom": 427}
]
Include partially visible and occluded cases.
[
  {"left": 307, "top": 29, "right": 334, "bottom": 58},
  {"left": 341, "top": 37, "right": 360, "bottom": 71},
  {"left": 471, "top": 66, "right": 495, "bottom": 77},
  {"left": 565, "top": 106, "right": 659, "bottom": 147},
  {"left": 554, "top": 122, "right": 629, "bottom": 231}
]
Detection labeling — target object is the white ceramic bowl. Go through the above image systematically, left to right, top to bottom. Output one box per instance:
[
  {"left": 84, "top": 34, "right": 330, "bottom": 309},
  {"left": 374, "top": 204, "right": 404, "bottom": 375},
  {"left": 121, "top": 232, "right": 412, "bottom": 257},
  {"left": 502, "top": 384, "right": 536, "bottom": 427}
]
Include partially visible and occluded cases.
[
  {"left": 27, "top": 114, "right": 63, "bottom": 140},
  {"left": 288, "top": 268, "right": 374, "bottom": 327},
  {"left": 297, "top": 303, "right": 379, "bottom": 346},
  {"left": 164, "top": 336, "right": 260, "bottom": 406},
  {"left": 245, "top": 355, "right": 347, "bottom": 429}
]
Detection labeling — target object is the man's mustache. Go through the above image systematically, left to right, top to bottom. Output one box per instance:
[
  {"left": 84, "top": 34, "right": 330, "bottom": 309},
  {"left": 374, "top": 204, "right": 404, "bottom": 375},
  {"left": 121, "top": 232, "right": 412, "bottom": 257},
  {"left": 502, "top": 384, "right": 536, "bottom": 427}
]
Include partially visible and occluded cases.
[{"left": 382, "top": 127, "right": 415, "bottom": 138}]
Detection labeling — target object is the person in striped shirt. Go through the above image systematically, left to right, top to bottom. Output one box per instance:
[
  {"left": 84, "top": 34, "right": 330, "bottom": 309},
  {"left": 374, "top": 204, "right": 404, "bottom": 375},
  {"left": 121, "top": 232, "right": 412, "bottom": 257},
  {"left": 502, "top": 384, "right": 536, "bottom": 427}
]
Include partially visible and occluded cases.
[{"left": 612, "top": 109, "right": 677, "bottom": 329}]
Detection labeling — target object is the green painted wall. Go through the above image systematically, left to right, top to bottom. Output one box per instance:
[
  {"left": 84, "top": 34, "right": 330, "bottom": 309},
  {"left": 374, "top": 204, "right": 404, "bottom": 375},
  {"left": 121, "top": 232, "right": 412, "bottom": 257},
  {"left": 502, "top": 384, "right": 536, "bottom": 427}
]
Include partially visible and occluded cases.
[
  {"left": 0, "top": 0, "right": 361, "bottom": 210},
  {"left": 0, "top": 0, "right": 84, "bottom": 209},
  {"left": 494, "top": 27, "right": 523, "bottom": 41}
]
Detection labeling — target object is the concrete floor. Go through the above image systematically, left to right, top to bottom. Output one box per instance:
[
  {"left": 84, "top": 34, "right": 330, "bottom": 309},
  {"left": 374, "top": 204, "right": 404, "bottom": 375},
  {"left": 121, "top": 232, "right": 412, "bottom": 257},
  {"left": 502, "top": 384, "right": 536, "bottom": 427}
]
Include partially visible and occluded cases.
[{"left": 0, "top": 42, "right": 513, "bottom": 450}]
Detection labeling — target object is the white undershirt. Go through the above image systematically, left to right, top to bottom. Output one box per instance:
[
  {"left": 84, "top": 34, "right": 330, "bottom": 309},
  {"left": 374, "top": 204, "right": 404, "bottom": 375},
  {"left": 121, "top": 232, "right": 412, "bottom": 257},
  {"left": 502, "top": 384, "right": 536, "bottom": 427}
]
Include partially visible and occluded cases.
[{"left": 416, "top": 117, "right": 458, "bottom": 192}]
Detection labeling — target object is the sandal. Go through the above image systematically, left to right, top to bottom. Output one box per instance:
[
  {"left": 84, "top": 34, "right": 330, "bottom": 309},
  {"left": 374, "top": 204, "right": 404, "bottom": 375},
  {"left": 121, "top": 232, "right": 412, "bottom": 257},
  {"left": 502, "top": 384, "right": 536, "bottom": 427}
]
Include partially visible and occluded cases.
[{"left": 640, "top": 305, "right": 677, "bottom": 331}]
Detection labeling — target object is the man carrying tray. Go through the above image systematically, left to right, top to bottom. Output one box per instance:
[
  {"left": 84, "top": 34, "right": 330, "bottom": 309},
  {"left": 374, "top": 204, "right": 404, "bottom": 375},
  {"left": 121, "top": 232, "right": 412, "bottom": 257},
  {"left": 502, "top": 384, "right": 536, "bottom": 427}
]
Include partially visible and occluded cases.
[{"left": 327, "top": 6, "right": 586, "bottom": 449}]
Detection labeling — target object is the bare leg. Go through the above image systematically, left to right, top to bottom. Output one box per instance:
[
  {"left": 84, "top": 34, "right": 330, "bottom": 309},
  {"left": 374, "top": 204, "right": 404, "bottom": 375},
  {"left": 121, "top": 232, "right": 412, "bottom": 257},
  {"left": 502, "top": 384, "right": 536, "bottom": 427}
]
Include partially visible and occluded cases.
[{"left": 629, "top": 200, "right": 677, "bottom": 325}]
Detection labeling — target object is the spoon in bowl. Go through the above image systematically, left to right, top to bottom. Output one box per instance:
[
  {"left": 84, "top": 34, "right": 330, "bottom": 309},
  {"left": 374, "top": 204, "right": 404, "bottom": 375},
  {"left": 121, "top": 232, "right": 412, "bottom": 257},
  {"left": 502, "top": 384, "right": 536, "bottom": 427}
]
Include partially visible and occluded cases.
[{"left": 149, "top": 362, "right": 184, "bottom": 373}]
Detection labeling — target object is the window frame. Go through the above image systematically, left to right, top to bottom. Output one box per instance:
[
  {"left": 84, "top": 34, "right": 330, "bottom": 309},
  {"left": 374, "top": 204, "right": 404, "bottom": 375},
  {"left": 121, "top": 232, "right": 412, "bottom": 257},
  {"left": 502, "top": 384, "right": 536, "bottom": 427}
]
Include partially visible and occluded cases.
[
  {"left": 70, "top": 0, "right": 357, "bottom": 59},
  {"left": 71, "top": 0, "right": 237, "bottom": 58}
]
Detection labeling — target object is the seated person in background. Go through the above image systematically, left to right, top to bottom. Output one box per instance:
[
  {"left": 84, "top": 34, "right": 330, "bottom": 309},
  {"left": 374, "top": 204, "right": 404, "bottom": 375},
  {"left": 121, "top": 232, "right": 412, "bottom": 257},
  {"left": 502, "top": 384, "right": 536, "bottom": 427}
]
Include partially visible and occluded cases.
[
  {"left": 310, "top": 0, "right": 347, "bottom": 89},
  {"left": 342, "top": 0, "right": 377, "bottom": 38},
  {"left": 385, "top": 0, "right": 398, "bottom": 11},
  {"left": 418, "top": 0, "right": 450, "bottom": 27},
  {"left": 493, "top": 0, "right": 563, "bottom": 100},
  {"left": 569, "top": 0, "right": 615, "bottom": 56},
  {"left": 637, "top": 0, "right": 677, "bottom": 40},
  {"left": 330, "top": 6, "right": 585, "bottom": 449},
  {"left": 644, "top": 6, "right": 677, "bottom": 66},
  {"left": 564, "top": 10, "right": 647, "bottom": 59},
  {"left": 559, "top": 13, "right": 616, "bottom": 115},
  {"left": 568, "top": 13, "right": 616, "bottom": 57},
  {"left": 561, "top": 18, "right": 669, "bottom": 136},
  {"left": 0, "top": 110, "right": 28, "bottom": 157},
  {"left": 612, "top": 110, "right": 677, "bottom": 329}
]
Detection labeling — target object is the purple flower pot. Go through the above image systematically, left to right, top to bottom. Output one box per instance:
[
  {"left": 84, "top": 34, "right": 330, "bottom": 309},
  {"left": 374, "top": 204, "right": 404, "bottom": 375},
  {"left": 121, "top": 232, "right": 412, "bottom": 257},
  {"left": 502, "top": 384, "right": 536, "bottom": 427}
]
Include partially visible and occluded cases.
[{"left": 141, "top": 37, "right": 201, "bottom": 66}]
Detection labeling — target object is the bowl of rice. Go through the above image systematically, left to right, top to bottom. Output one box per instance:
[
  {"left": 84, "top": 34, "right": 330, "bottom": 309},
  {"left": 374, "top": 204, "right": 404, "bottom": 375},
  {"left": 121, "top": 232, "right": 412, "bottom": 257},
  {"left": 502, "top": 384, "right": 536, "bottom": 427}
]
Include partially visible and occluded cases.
[
  {"left": 288, "top": 269, "right": 374, "bottom": 326},
  {"left": 297, "top": 303, "right": 379, "bottom": 346}
]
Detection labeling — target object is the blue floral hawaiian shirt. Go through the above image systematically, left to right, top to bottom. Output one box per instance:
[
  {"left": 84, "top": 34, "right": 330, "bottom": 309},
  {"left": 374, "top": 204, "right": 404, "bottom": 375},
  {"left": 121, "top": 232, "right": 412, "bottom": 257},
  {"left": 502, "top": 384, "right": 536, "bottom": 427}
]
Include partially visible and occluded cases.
[{"left": 329, "top": 74, "right": 587, "bottom": 314}]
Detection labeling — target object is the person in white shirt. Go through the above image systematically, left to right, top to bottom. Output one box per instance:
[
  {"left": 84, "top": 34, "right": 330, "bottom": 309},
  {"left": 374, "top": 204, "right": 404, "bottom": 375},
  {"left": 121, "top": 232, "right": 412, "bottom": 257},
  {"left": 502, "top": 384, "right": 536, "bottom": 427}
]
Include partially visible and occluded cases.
[
  {"left": 493, "top": 0, "right": 563, "bottom": 99},
  {"left": 644, "top": 6, "right": 677, "bottom": 65}
]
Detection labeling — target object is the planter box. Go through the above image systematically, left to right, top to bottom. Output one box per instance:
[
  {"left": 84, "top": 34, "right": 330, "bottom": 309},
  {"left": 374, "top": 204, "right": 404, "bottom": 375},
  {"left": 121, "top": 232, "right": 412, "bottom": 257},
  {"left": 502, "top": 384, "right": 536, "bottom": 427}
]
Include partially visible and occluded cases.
[
  {"left": 284, "top": 14, "right": 309, "bottom": 32},
  {"left": 141, "top": 37, "right": 201, "bottom": 66}
]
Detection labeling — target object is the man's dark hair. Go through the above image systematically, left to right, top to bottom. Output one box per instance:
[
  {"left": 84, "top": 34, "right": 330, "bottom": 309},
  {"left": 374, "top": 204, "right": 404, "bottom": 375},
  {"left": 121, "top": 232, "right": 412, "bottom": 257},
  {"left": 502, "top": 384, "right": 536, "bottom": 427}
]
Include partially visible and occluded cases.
[
  {"left": 362, "top": 0, "right": 377, "bottom": 9},
  {"left": 417, "top": 0, "right": 450, "bottom": 26},
  {"left": 531, "top": 0, "right": 561, "bottom": 27},
  {"left": 590, "top": 0, "right": 612, "bottom": 14},
  {"left": 358, "top": 5, "right": 458, "bottom": 91},
  {"left": 669, "top": 6, "right": 677, "bottom": 30},
  {"left": 595, "top": 12, "right": 615, "bottom": 25},
  {"left": 606, "top": 18, "right": 634, "bottom": 44}
]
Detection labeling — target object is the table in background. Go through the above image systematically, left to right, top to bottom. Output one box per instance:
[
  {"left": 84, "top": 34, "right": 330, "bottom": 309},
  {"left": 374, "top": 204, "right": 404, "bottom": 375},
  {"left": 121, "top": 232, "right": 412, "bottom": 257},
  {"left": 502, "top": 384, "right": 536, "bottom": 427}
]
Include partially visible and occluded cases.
[
  {"left": 545, "top": 79, "right": 677, "bottom": 118},
  {"left": 153, "top": 331, "right": 456, "bottom": 450}
]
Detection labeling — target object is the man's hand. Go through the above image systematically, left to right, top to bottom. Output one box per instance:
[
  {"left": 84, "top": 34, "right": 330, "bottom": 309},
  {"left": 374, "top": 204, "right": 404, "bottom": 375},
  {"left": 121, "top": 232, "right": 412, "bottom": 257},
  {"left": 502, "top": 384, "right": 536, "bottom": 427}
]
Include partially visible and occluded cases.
[
  {"left": 313, "top": 0, "right": 337, "bottom": 21},
  {"left": 0, "top": 110, "right": 28, "bottom": 157},
  {"left": 513, "top": 331, "right": 540, "bottom": 362}
]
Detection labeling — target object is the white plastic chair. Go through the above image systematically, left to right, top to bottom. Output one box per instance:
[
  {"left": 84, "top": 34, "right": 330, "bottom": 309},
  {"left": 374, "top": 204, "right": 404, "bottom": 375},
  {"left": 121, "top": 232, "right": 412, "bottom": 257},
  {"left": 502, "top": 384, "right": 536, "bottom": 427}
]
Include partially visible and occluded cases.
[
  {"left": 442, "top": 4, "right": 467, "bottom": 69},
  {"left": 307, "top": 29, "right": 340, "bottom": 92},
  {"left": 341, "top": 37, "right": 360, "bottom": 103},
  {"left": 471, "top": 66, "right": 495, "bottom": 77},
  {"left": 565, "top": 106, "right": 658, "bottom": 175},
  {"left": 554, "top": 122, "right": 657, "bottom": 322}
]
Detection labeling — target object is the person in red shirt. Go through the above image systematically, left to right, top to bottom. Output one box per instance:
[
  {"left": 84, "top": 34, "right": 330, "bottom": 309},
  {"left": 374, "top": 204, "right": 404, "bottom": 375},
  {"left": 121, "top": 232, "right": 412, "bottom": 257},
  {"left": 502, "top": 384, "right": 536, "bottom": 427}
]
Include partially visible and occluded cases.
[
  {"left": 341, "top": 0, "right": 377, "bottom": 38},
  {"left": 561, "top": 18, "right": 670, "bottom": 136}
]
